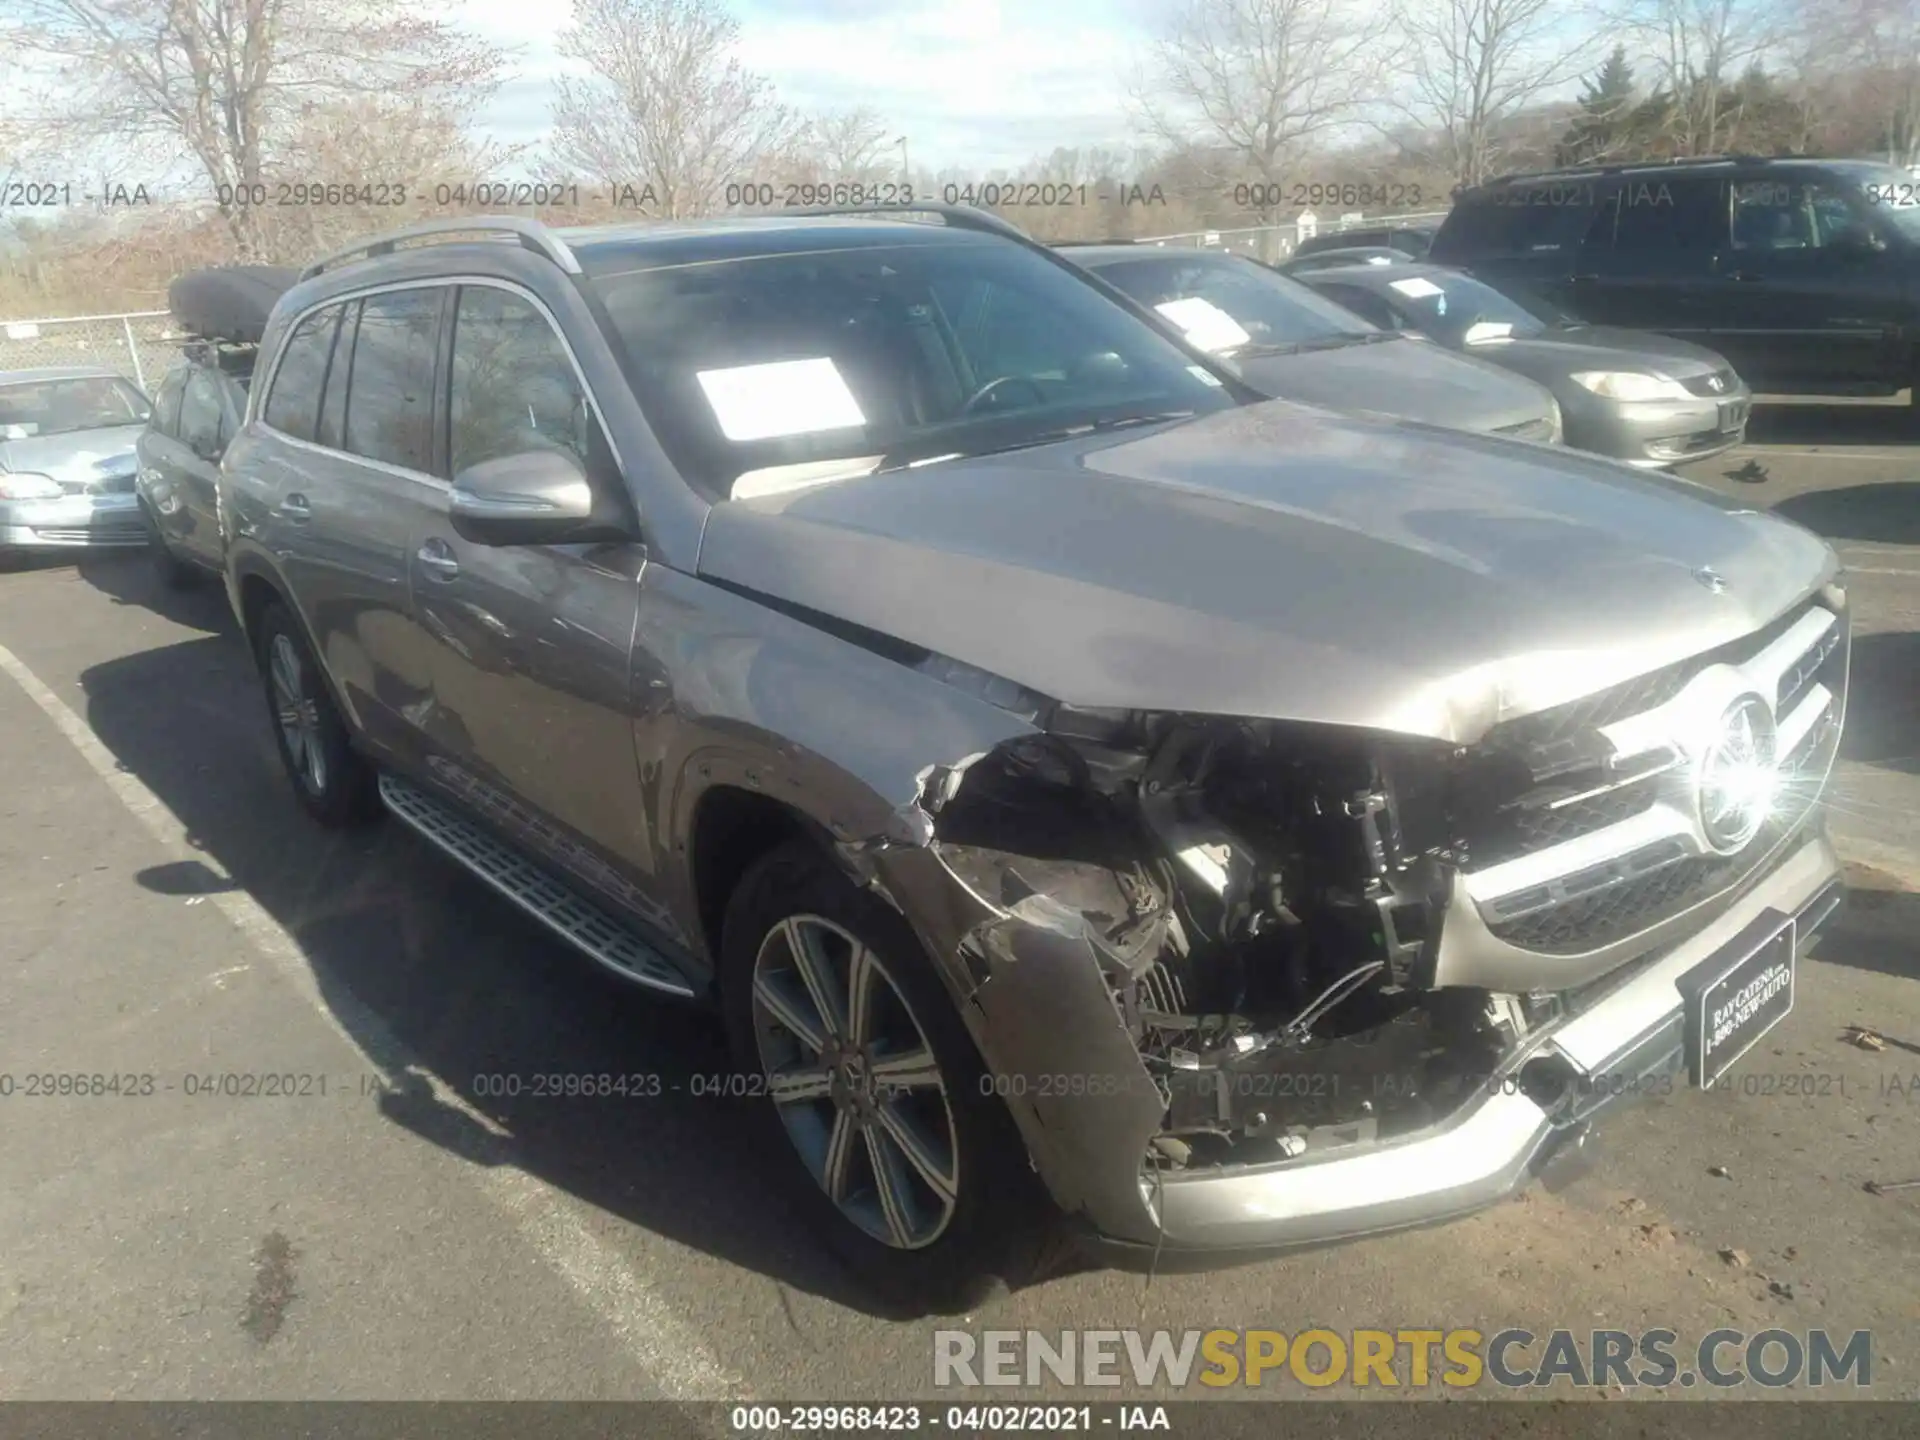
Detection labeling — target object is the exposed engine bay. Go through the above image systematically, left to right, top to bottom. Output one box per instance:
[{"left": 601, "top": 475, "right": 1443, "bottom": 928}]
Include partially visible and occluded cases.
[{"left": 922, "top": 707, "right": 1555, "bottom": 1172}]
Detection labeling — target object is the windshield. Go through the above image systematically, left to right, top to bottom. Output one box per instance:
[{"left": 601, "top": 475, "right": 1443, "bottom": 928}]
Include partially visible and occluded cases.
[
  {"left": 1837, "top": 161, "right": 1920, "bottom": 242},
  {"left": 589, "top": 238, "right": 1239, "bottom": 497},
  {"left": 1090, "top": 253, "right": 1383, "bottom": 354},
  {"left": 1373, "top": 271, "right": 1562, "bottom": 344},
  {"left": 0, "top": 375, "right": 150, "bottom": 438}
]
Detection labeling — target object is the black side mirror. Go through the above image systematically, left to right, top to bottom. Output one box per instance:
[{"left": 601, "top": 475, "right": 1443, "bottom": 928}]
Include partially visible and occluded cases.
[{"left": 449, "top": 448, "right": 628, "bottom": 547}]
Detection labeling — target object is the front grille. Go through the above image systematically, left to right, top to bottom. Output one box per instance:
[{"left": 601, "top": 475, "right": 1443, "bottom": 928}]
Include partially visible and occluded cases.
[
  {"left": 1678, "top": 369, "right": 1739, "bottom": 397},
  {"left": 1463, "top": 597, "right": 1847, "bottom": 953},
  {"left": 1488, "top": 761, "right": 1828, "bottom": 955}
]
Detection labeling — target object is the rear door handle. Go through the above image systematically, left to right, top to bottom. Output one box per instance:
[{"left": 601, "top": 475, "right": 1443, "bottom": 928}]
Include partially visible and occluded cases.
[
  {"left": 276, "top": 493, "right": 311, "bottom": 522},
  {"left": 416, "top": 538, "right": 460, "bottom": 581}
]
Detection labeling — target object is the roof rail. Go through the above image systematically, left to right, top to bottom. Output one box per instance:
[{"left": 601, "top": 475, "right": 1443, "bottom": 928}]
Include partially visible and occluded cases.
[
  {"left": 1477, "top": 153, "right": 1792, "bottom": 187},
  {"left": 765, "top": 201, "right": 1032, "bottom": 241},
  {"left": 298, "top": 216, "right": 583, "bottom": 282}
]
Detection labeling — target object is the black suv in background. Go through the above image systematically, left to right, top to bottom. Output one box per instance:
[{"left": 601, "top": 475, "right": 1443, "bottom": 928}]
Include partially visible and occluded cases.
[{"left": 1431, "top": 157, "right": 1920, "bottom": 401}]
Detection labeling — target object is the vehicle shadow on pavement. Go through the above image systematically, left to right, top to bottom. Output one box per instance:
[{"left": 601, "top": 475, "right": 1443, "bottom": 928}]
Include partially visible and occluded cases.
[
  {"left": 1746, "top": 402, "right": 1917, "bottom": 449},
  {"left": 1770, "top": 482, "right": 1920, "bottom": 547},
  {"left": 74, "top": 550, "right": 231, "bottom": 634},
  {"left": 72, "top": 572, "right": 924, "bottom": 1319},
  {"left": 1841, "top": 630, "right": 1919, "bottom": 775},
  {"left": 1822, "top": 864, "right": 1920, "bottom": 987}
]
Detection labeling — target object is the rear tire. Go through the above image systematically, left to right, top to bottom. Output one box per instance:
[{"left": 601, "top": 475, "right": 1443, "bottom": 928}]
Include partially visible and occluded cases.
[
  {"left": 254, "top": 599, "right": 380, "bottom": 827},
  {"left": 719, "top": 840, "right": 1059, "bottom": 1315}
]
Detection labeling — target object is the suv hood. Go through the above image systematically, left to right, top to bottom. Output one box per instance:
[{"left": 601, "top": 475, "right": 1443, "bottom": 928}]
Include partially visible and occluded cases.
[
  {"left": 1231, "top": 336, "right": 1555, "bottom": 435},
  {"left": 696, "top": 401, "right": 1836, "bottom": 743}
]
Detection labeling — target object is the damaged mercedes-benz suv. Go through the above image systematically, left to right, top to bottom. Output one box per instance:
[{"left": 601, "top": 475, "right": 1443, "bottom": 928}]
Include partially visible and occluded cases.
[{"left": 222, "top": 208, "right": 1849, "bottom": 1311}]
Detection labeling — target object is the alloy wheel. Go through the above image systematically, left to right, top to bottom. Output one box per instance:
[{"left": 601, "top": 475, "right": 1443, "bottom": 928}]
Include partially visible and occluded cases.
[
  {"left": 268, "top": 632, "right": 328, "bottom": 797},
  {"left": 750, "top": 914, "right": 960, "bottom": 1249}
]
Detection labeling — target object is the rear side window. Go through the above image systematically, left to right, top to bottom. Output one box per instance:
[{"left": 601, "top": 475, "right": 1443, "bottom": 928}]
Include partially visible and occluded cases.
[
  {"left": 1608, "top": 177, "right": 1728, "bottom": 252},
  {"left": 343, "top": 288, "right": 443, "bottom": 473},
  {"left": 264, "top": 305, "right": 342, "bottom": 441},
  {"left": 149, "top": 367, "right": 187, "bottom": 437}
]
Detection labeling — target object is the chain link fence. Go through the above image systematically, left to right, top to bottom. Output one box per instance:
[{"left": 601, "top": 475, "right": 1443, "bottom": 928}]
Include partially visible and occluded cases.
[
  {"left": 1132, "top": 210, "right": 1452, "bottom": 262},
  {"left": 0, "top": 311, "right": 182, "bottom": 394}
]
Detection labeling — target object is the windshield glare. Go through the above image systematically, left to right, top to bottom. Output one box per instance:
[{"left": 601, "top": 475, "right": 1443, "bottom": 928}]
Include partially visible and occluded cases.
[
  {"left": 590, "top": 239, "right": 1238, "bottom": 496},
  {"left": 1090, "top": 254, "right": 1381, "bottom": 351},
  {"left": 1383, "top": 273, "right": 1557, "bottom": 344},
  {"left": 0, "top": 376, "right": 150, "bottom": 438}
]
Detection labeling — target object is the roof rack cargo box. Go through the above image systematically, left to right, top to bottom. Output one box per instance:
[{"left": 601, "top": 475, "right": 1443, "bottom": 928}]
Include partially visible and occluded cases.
[{"left": 167, "top": 266, "right": 300, "bottom": 345}]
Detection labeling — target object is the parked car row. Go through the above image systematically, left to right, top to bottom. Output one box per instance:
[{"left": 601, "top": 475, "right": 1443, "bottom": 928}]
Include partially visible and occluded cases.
[{"left": 0, "top": 202, "right": 1854, "bottom": 1322}]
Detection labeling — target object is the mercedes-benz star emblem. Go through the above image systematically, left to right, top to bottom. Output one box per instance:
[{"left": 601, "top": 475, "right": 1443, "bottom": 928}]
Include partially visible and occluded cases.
[
  {"left": 1693, "top": 567, "right": 1728, "bottom": 594},
  {"left": 1697, "top": 694, "right": 1778, "bottom": 854}
]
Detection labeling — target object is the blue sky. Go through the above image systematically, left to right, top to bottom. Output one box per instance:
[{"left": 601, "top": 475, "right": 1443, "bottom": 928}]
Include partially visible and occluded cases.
[{"left": 464, "top": 0, "right": 1167, "bottom": 170}]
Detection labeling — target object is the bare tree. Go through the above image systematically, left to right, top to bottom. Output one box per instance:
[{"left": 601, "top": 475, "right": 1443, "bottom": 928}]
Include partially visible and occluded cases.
[
  {"left": 10, "top": 0, "right": 504, "bottom": 260},
  {"left": 550, "top": 0, "right": 802, "bottom": 219},
  {"left": 1134, "top": 0, "right": 1405, "bottom": 217},
  {"left": 1389, "top": 0, "right": 1599, "bottom": 187},
  {"left": 1616, "top": 0, "right": 1784, "bottom": 153},
  {"left": 1826, "top": 0, "right": 1920, "bottom": 165},
  {"left": 803, "top": 107, "right": 895, "bottom": 180}
]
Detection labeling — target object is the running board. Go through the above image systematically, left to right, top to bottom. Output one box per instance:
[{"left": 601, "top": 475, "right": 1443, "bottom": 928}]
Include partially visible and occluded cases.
[{"left": 378, "top": 773, "right": 699, "bottom": 999}]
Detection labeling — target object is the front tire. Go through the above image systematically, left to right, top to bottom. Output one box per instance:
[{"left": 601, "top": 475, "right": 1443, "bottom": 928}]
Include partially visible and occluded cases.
[
  {"left": 254, "top": 598, "right": 379, "bottom": 827},
  {"left": 720, "top": 841, "right": 1057, "bottom": 1314}
]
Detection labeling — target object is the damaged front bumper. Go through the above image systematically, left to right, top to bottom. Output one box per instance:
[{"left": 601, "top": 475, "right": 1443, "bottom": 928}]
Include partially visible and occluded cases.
[{"left": 876, "top": 822, "right": 1842, "bottom": 1263}]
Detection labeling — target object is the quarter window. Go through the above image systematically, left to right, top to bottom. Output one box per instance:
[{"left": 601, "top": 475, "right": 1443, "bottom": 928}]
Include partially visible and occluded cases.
[
  {"left": 447, "top": 287, "right": 598, "bottom": 476},
  {"left": 343, "top": 288, "right": 443, "bottom": 473},
  {"left": 264, "top": 305, "right": 342, "bottom": 442}
]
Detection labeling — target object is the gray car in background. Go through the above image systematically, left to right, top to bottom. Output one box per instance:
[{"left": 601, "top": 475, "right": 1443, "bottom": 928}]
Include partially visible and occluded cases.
[
  {"left": 223, "top": 210, "right": 1846, "bottom": 1313},
  {"left": 1065, "top": 245, "right": 1562, "bottom": 444},
  {"left": 1294, "top": 260, "right": 1753, "bottom": 467},
  {"left": 0, "top": 367, "right": 152, "bottom": 560}
]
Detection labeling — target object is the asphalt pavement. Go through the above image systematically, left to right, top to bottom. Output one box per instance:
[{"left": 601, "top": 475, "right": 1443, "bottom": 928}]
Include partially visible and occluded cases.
[{"left": 0, "top": 403, "right": 1915, "bottom": 1405}]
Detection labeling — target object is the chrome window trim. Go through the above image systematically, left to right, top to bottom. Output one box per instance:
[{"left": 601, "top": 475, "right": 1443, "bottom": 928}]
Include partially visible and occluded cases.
[{"left": 251, "top": 274, "right": 627, "bottom": 482}]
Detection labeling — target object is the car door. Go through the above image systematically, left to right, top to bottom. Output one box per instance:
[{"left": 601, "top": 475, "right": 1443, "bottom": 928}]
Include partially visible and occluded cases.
[
  {"left": 1567, "top": 174, "right": 1726, "bottom": 346},
  {"left": 1701, "top": 175, "right": 1909, "bottom": 393},
  {"left": 408, "top": 282, "right": 675, "bottom": 933},
  {"left": 261, "top": 288, "right": 447, "bottom": 769},
  {"left": 169, "top": 365, "right": 228, "bottom": 567}
]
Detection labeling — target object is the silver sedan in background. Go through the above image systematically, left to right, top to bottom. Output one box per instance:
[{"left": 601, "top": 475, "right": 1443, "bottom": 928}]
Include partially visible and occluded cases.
[
  {"left": 1064, "top": 245, "right": 1564, "bottom": 444},
  {"left": 1289, "top": 261, "right": 1753, "bottom": 467},
  {"left": 0, "top": 367, "right": 153, "bottom": 561}
]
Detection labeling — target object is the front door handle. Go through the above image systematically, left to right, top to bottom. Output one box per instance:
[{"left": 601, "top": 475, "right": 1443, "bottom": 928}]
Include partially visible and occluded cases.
[
  {"left": 275, "top": 493, "right": 311, "bottom": 522},
  {"left": 416, "top": 538, "right": 460, "bottom": 581}
]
